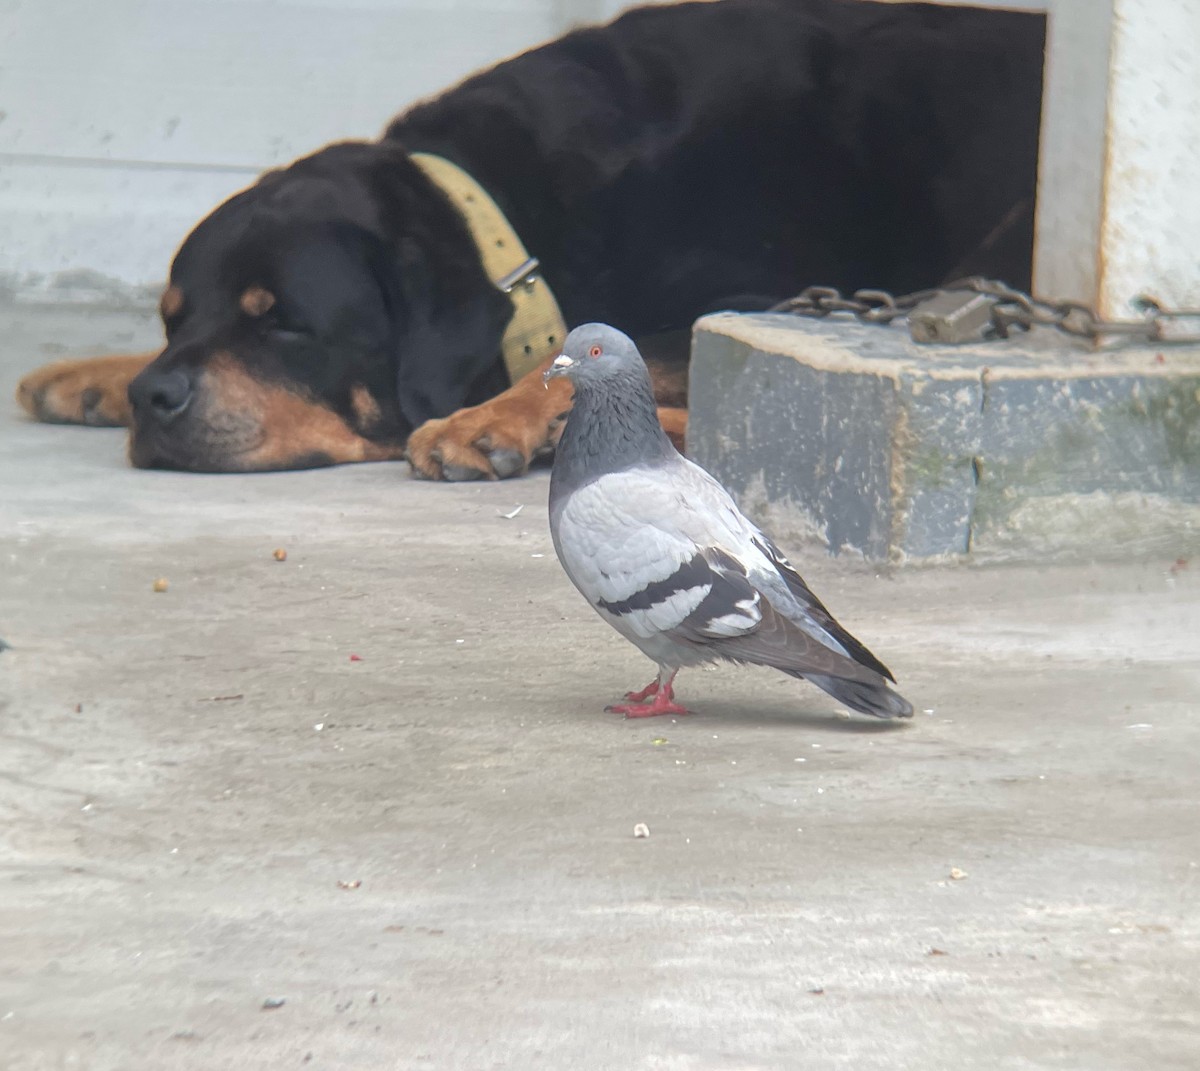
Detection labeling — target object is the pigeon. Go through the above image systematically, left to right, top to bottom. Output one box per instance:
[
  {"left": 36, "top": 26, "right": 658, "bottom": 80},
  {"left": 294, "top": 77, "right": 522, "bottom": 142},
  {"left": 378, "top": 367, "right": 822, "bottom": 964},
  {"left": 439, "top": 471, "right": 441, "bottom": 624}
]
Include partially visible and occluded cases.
[{"left": 545, "top": 323, "right": 914, "bottom": 720}]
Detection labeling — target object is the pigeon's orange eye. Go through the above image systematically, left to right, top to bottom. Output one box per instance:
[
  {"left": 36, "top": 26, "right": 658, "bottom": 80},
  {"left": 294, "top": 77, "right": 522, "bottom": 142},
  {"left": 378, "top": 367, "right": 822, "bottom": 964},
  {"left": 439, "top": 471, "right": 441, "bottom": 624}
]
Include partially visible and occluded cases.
[{"left": 588, "top": 345, "right": 603, "bottom": 358}]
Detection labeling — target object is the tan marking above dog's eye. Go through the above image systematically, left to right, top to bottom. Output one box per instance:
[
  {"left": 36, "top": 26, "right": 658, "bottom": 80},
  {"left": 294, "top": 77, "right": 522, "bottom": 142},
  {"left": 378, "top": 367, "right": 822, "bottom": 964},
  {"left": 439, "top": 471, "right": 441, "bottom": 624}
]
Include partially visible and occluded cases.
[
  {"left": 160, "top": 285, "right": 184, "bottom": 319},
  {"left": 239, "top": 286, "right": 276, "bottom": 318}
]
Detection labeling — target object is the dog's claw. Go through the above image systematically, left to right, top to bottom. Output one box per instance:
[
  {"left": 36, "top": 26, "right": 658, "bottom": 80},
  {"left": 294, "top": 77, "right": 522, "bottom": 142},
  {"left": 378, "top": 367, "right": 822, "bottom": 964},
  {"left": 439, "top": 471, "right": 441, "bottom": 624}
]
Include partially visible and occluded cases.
[
  {"left": 486, "top": 447, "right": 526, "bottom": 480},
  {"left": 441, "top": 462, "right": 488, "bottom": 482}
]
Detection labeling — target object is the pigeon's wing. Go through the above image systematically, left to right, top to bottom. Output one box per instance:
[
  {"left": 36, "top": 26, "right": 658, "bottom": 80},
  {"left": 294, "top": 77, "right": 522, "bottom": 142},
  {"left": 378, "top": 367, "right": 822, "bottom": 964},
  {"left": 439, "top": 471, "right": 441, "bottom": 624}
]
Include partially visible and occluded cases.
[
  {"left": 662, "top": 458, "right": 898, "bottom": 681},
  {"left": 552, "top": 465, "right": 882, "bottom": 682},
  {"left": 748, "top": 532, "right": 896, "bottom": 681}
]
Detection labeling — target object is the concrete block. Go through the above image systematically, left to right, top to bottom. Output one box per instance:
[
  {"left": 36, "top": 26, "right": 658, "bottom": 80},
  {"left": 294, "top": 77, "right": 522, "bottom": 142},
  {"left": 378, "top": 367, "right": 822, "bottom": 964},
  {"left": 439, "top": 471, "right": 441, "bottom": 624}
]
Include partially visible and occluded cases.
[{"left": 687, "top": 312, "right": 1200, "bottom": 562}]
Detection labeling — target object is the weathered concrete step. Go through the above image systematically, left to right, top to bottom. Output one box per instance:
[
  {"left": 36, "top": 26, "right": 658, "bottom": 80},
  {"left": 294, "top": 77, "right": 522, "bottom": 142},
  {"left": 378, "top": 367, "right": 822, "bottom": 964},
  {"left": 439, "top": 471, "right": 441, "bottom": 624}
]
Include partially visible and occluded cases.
[{"left": 687, "top": 312, "right": 1200, "bottom": 562}]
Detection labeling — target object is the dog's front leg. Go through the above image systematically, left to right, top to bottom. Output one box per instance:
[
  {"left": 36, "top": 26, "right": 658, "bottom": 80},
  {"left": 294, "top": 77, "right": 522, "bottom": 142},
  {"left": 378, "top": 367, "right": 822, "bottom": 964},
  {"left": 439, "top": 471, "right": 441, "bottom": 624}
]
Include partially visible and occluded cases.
[
  {"left": 17, "top": 352, "right": 157, "bottom": 427},
  {"left": 405, "top": 357, "right": 573, "bottom": 481},
  {"left": 405, "top": 358, "right": 687, "bottom": 481}
]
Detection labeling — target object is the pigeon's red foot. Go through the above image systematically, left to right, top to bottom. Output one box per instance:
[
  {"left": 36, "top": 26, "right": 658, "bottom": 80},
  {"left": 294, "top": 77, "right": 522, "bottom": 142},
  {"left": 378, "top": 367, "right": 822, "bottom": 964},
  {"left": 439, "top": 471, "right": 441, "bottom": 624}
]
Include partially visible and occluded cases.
[
  {"left": 607, "top": 670, "right": 690, "bottom": 717},
  {"left": 605, "top": 680, "right": 691, "bottom": 718},
  {"left": 606, "top": 697, "right": 692, "bottom": 718}
]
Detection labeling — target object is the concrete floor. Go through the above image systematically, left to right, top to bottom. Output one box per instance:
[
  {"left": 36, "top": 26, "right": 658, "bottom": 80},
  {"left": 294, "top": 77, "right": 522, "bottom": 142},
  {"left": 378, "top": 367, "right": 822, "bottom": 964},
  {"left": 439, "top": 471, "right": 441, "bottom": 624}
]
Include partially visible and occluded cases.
[{"left": 2, "top": 301, "right": 1198, "bottom": 1071}]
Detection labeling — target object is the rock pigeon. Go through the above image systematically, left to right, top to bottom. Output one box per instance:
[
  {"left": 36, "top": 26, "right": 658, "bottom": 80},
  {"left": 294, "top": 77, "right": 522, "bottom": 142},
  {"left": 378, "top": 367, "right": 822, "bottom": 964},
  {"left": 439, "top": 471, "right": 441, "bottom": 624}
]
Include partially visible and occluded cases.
[{"left": 545, "top": 323, "right": 914, "bottom": 720}]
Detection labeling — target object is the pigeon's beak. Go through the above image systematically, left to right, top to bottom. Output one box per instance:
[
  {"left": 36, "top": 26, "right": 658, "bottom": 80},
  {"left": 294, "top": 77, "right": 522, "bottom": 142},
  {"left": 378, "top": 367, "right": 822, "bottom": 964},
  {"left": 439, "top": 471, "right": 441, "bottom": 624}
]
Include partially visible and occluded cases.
[{"left": 543, "top": 353, "right": 574, "bottom": 387}]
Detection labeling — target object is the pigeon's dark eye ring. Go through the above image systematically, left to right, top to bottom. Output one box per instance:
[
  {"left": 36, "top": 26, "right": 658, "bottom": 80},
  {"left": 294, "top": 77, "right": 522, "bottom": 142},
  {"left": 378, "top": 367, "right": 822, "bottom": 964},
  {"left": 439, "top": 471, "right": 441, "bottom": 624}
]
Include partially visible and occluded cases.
[{"left": 588, "top": 345, "right": 603, "bottom": 359}]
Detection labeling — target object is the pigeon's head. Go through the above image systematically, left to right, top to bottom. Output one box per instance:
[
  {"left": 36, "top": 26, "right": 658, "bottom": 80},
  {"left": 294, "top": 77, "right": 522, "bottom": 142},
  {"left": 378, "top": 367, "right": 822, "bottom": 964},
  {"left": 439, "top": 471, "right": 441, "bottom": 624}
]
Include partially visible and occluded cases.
[{"left": 543, "top": 323, "right": 645, "bottom": 389}]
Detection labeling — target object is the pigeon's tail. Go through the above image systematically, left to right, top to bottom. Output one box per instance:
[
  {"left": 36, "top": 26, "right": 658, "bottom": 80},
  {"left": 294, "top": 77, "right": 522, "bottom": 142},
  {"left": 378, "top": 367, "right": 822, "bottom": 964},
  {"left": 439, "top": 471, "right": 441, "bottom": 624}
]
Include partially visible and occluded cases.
[{"left": 798, "top": 673, "right": 915, "bottom": 720}]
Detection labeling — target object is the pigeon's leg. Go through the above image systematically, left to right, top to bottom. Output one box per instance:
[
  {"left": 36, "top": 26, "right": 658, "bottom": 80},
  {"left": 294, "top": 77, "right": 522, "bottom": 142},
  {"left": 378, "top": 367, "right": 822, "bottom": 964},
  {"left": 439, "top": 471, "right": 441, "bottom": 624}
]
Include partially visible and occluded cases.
[
  {"left": 606, "top": 668, "right": 691, "bottom": 718},
  {"left": 623, "top": 678, "right": 661, "bottom": 702}
]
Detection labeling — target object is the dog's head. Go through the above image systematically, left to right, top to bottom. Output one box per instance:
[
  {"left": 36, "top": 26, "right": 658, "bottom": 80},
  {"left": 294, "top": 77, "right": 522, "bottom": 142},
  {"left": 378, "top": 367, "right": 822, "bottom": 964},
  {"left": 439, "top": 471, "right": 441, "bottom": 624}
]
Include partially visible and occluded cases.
[{"left": 128, "top": 141, "right": 513, "bottom": 471}]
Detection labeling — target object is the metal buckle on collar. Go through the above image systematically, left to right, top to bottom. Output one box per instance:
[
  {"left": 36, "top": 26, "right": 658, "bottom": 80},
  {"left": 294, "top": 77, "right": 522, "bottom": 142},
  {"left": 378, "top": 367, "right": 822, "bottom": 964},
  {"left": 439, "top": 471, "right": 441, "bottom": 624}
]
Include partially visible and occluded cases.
[{"left": 495, "top": 257, "right": 541, "bottom": 294}]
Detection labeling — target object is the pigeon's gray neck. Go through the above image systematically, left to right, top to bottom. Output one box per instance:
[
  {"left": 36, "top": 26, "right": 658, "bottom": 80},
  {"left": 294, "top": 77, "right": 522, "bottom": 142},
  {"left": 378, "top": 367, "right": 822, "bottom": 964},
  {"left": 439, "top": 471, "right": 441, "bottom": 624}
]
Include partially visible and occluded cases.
[{"left": 552, "top": 368, "right": 676, "bottom": 497}]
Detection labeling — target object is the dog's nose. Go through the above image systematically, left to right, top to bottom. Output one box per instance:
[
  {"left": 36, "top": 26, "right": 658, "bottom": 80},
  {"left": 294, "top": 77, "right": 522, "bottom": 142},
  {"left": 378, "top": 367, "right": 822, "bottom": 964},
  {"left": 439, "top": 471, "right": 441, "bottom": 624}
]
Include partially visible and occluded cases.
[{"left": 129, "top": 369, "right": 193, "bottom": 423}]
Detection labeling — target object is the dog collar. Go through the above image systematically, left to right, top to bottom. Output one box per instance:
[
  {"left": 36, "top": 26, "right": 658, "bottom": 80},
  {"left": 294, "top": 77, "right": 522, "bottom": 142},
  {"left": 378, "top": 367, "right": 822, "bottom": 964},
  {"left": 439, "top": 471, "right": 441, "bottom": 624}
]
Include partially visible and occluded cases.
[{"left": 410, "top": 152, "right": 567, "bottom": 385}]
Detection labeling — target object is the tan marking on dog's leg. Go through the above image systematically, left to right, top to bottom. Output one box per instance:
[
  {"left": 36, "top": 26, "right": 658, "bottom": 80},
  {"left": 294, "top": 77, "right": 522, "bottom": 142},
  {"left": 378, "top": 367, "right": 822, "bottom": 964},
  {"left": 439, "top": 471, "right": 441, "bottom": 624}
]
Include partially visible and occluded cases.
[
  {"left": 16, "top": 352, "right": 156, "bottom": 427},
  {"left": 406, "top": 356, "right": 575, "bottom": 480},
  {"left": 646, "top": 360, "right": 689, "bottom": 410},
  {"left": 349, "top": 383, "right": 383, "bottom": 430},
  {"left": 656, "top": 407, "right": 688, "bottom": 452}
]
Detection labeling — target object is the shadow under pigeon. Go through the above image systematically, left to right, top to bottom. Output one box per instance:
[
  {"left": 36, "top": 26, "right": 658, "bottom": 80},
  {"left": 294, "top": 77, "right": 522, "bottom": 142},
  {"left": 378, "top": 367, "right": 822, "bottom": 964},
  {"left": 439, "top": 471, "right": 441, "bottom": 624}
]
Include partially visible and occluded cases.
[
  {"left": 564, "top": 695, "right": 912, "bottom": 734},
  {"left": 681, "top": 701, "right": 911, "bottom": 733}
]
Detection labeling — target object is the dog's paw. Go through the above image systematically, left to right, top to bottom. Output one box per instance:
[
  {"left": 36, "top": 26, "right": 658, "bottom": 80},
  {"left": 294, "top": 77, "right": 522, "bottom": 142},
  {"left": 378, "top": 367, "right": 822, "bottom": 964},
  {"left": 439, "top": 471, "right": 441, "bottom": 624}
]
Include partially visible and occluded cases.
[
  {"left": 16, "top": 354, "right": 154, "bottom": 427},
  {"left": 406, "top": 379, "right": 571, "bottom": 482},
  {"left": 407, "top": 410, "right": 561, "bottom": 481}
]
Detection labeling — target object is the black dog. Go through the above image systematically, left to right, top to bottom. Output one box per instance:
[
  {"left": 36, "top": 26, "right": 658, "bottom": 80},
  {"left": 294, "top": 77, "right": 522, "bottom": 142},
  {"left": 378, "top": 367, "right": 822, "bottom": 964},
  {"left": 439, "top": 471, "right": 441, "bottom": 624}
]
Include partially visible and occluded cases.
[{"left": 16, "top": 0, "right": 1045, "bottom": 479}]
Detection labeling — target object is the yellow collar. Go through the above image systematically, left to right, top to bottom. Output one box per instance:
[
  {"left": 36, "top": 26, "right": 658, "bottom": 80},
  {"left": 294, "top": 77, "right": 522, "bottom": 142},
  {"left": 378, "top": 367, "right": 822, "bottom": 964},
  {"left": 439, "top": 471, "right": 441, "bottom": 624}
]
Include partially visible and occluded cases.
[{"left": 410, "top": 152, "right": 567, "bottom": 384}]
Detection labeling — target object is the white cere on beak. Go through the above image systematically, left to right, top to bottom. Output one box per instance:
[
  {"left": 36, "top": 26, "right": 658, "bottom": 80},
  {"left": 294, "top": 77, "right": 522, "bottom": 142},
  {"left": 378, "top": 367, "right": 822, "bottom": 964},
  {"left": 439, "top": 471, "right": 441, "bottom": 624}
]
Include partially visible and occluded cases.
[{"left": 543, "top": 351, "right": 575, "bottom": 388}]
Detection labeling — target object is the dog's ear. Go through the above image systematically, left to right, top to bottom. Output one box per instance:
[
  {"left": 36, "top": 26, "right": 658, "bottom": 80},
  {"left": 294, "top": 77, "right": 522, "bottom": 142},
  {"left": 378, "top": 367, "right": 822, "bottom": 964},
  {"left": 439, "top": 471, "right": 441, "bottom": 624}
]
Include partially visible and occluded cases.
[
  {"left": 356, "top": 144, "right": 516, "bottom": 427},
  {"left": 387, "top": 235, "right": 513, "bottom": 428}
]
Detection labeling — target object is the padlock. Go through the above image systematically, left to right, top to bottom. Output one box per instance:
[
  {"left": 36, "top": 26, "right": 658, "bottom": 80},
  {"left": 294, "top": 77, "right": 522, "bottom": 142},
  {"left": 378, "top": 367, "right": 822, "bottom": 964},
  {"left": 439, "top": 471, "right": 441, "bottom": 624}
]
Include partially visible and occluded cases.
[{"left": 908, "top": 290, "right": 997, "bottom": 344}]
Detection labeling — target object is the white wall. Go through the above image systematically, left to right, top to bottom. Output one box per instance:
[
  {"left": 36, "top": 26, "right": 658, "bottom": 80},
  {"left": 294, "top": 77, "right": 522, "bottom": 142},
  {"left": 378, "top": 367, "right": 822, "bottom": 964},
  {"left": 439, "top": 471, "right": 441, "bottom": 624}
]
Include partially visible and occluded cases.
[
  {"left": 0, "top": 0, "right": 658, "bottom": 296},
  {"left": 8, "top": 0, "right": 1195, "bottom": 314},
  {"left": 1033, "top": 0, "right": 1200, "bottom": 313},
  {"left": 1097, "top": 0, "right": 1200, "bottom": 315}
]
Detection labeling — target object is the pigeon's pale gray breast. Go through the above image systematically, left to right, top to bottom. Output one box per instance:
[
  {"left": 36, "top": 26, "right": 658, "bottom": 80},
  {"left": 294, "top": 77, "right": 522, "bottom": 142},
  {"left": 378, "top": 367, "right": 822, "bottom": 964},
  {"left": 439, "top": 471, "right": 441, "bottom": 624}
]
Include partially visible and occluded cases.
[{"left": 551, "top": 463, "right": 772, "bottom": 647}]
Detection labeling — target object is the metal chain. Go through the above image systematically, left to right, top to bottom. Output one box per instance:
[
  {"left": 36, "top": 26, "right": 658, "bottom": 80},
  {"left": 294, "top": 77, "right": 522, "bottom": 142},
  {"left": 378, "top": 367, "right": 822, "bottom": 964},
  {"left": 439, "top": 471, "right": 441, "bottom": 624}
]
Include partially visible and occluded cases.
[{"left": 768, "top": 276, "right": 1200, "bottom": 345}]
